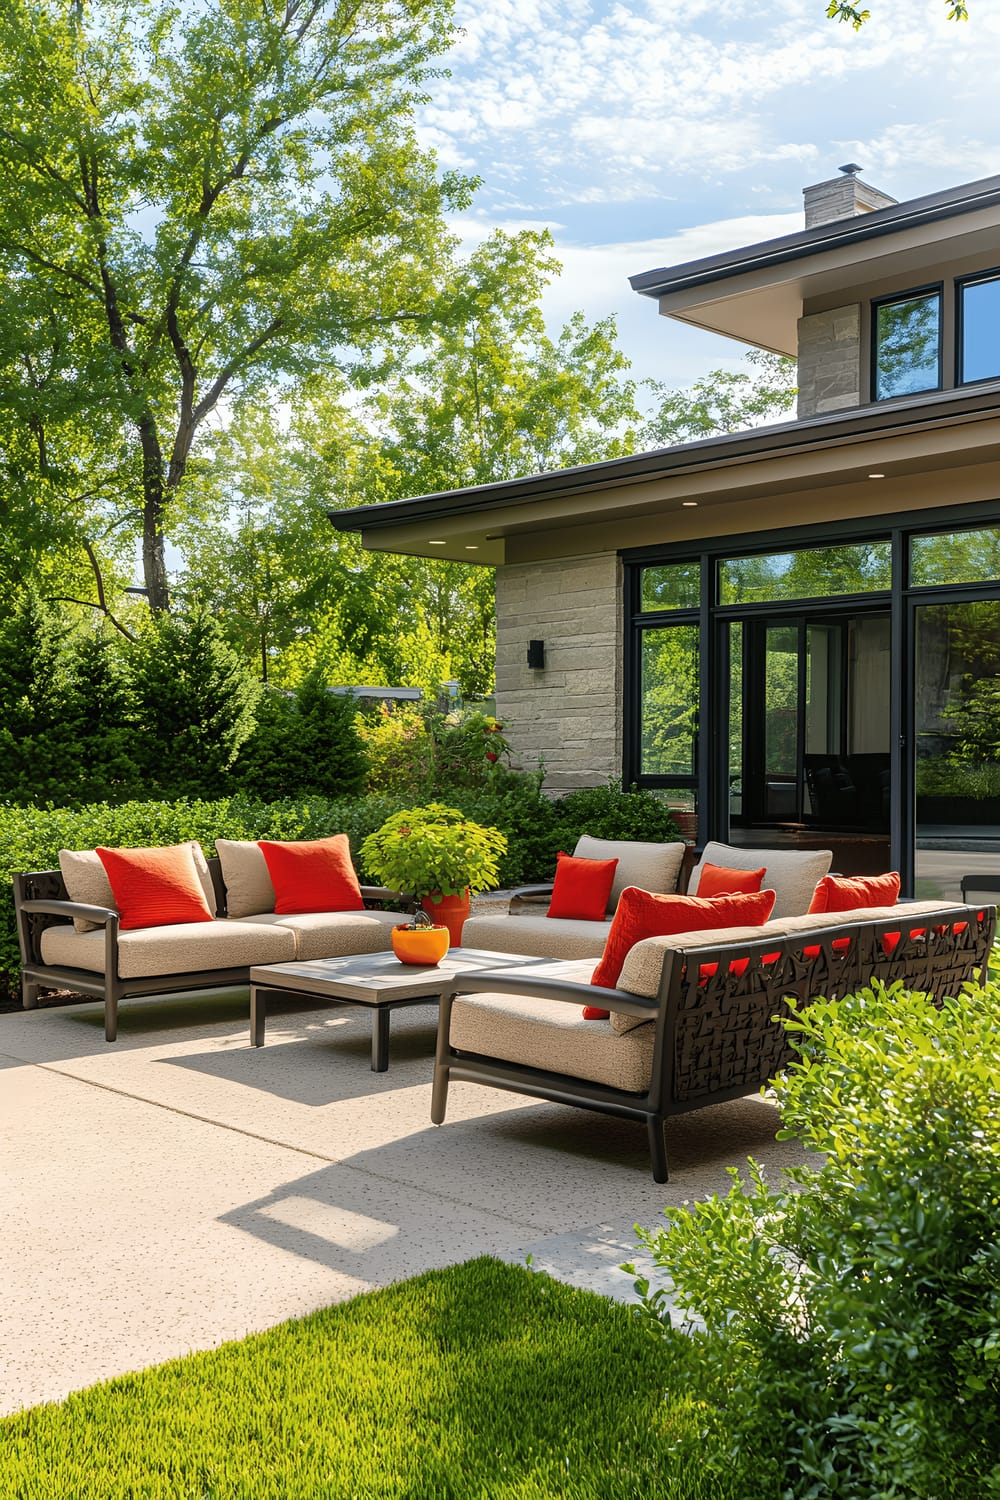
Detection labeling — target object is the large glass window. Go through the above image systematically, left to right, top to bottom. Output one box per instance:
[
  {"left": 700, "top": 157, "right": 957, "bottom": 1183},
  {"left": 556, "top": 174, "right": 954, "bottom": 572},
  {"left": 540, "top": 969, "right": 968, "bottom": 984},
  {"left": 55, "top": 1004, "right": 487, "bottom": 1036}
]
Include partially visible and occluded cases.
[
  {"left": 959, "top": 273, "right": 1000, "bottom": 384},
  {"left": 873, "top": 289, "right": 941, "bottom": 400},
  {"left": 910, "top": 525, "right": 1000, "bottom": 587},
  {"left": 719, "top": 541, "right": 891, "bottom": 605},
  {"left": 639, "top": 561, "right": 700, "bottom": 611},
  {"left": 640, "top": 625, "right": 698, "bottom": 776}
]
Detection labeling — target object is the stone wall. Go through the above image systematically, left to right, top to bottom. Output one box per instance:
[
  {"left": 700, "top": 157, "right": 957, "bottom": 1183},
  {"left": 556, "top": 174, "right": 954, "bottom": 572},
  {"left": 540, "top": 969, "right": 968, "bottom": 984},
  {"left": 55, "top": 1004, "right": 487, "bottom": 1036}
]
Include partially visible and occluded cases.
[
  {"left": 797, "top": 303, "right": 861, "bottom": 418},
  {"left": 494, "top": 552, "right": 621, "bottom": 792}
]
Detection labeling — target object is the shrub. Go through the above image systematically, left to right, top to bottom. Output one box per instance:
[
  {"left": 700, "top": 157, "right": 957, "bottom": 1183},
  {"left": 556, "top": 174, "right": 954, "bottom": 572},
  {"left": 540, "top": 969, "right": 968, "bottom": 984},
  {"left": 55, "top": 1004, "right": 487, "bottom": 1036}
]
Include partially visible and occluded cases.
[
  {"left": 128, "top": 612, "right": 259, "bottom": 798},
  {"left": 235, "top": 675, "right": 368, "bottom": 799},
  {"left": 355, "top": 706, "right": 434, "bottom": 794},
  {"left": 553, "top": 781, "right": 681, "bottom": 846},
  {"left": 630, "top": 975, "right": 1000, "bottom": 1500}
]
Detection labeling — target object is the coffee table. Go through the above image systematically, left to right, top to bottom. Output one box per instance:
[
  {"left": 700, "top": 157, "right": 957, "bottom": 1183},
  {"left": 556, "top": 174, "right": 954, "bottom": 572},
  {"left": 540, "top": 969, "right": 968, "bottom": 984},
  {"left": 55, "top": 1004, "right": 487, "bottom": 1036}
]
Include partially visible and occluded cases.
[{"left": 249, "top": 948, "right": 547, "bottom": 1071}]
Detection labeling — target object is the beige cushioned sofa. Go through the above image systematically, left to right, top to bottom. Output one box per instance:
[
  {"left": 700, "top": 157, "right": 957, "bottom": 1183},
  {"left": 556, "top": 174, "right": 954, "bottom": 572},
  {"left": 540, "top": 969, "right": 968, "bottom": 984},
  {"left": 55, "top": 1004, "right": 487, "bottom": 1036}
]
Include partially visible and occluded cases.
[
  {"left": 461, "top": 838, "right": 834, "bottom": 959},
  {"left": 15, "top": 840, "right": 403, "bottom": 1041},
  {"left": 433, "top": 896, "right": 996, "bottom": 1182}
]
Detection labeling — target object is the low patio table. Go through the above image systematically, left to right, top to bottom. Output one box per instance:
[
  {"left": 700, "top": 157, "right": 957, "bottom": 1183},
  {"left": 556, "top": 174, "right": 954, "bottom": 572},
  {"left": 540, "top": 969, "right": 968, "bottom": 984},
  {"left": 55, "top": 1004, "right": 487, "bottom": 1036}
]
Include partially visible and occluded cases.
[{"left": 249, "top": 948, "right": 548, "bottom": 1072}]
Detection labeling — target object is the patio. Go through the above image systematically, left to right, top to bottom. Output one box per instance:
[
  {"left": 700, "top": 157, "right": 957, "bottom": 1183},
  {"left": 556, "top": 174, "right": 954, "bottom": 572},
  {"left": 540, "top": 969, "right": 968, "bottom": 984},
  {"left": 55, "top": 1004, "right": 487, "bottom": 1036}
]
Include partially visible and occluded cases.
[{"left": 0, "top": 985, "right": 814, "bottom": 1416}]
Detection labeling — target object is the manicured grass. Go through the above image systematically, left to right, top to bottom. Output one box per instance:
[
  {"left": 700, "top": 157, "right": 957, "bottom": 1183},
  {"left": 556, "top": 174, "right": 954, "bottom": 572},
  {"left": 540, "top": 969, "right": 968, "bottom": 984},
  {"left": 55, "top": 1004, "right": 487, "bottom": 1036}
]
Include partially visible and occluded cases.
[{"left": 0, "top": 1258, "right": 760, "bottom": 1499}]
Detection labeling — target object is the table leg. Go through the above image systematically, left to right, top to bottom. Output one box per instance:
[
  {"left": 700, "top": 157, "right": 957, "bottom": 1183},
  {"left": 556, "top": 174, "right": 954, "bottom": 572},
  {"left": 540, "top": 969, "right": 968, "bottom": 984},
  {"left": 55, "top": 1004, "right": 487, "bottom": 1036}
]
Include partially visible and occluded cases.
[
  {"left": 250, "top": 985, "right": 266, "bottom": 1047},
  {"left": 371, "top": 1007, "right": 390, "bottom": 1072}
]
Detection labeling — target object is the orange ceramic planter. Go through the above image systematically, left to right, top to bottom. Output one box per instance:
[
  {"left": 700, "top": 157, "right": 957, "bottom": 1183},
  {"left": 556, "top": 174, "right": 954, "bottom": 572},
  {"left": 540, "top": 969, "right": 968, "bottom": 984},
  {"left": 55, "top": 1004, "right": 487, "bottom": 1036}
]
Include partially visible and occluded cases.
[
  {"left": 421, "top": 890, "right": 471, "bottom": 945},
  {"left": 391, "top": 924, "right": 450, "bottom": 966}
]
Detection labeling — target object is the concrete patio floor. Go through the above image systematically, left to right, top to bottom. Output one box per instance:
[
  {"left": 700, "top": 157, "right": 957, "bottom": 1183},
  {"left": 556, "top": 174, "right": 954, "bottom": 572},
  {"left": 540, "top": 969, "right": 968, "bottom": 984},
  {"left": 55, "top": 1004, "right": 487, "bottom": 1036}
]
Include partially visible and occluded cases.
[{"left": 1, "top": 987, "right": 815, "bottom": 1416}]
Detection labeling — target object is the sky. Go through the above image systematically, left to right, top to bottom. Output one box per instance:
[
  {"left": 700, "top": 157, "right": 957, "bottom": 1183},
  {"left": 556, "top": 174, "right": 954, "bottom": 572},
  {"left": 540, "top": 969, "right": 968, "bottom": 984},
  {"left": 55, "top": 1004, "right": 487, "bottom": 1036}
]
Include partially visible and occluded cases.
[{"left": 413, "top": 0, "right": 1000, "bottom": 399}]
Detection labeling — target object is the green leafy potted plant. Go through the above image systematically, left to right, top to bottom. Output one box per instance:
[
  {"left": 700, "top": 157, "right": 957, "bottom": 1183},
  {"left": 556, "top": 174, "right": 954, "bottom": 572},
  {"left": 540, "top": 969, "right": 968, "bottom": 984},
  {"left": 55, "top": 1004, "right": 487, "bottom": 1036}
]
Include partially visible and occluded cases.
[{"left": 361, "top": 802, "right": 507, "bottom": 945}]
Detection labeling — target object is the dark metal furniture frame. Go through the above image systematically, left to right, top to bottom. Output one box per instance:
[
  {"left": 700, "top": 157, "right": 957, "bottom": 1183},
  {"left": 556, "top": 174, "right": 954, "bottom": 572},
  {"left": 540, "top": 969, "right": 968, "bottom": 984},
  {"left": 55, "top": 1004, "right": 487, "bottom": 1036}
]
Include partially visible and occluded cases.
[
  {"left": 13, "top": 863, "right": 402, "bottom": 1043},
  {"left": 432, "top": 903, "right": 995, "bottom": 1183}
]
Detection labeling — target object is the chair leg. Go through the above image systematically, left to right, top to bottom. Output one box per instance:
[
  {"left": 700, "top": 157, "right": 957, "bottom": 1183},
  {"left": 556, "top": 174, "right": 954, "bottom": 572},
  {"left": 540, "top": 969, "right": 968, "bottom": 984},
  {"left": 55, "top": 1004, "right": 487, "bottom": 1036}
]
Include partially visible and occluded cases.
[
  {"left": 22, "top": 978, "right": 40, "bottom": 1010},
  {"left": 105, "top": 993, "right": 118, "bottom": 1043},
  {"left": 431, "top": 994, "right": 454, "bottom": 1124},
  {"left": 647, "top": 1116, "right": 669, "bottom": 1183}
]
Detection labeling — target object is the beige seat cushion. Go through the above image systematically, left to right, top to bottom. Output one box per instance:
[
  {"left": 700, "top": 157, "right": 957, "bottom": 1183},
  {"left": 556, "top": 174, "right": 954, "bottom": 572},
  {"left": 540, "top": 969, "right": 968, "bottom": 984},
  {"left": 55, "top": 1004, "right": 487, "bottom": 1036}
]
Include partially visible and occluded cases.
[
  {"left": 573, "top": 835, "right": 686, "bottom": 910},
  {"left": 215, "top": 839, "right": 276, "bottom": 917},
  {"left": 688, "top": 842, "right": 832, "bottom": 919},
  {"left": 59, "top": 843, "right": 217, "bottom": 933},
  {"left": 234, "top": 909, "right": 400, "bottom": 961},
  {"left": 461, "top": 913, "right": 611, "bottom": 960},
  {"left": 40, "top": 917, "right": 295, "bottom": 979},
  {"left": 450, "top": 991, "right": 654, "bottom": 1093}
]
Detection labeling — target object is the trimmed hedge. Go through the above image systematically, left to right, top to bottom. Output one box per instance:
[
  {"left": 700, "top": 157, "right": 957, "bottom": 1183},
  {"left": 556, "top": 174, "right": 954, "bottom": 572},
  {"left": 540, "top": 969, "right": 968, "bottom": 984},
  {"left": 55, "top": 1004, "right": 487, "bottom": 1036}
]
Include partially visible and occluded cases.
[{"left": 0, "top": 783, "right": 680, "bottom": 997}]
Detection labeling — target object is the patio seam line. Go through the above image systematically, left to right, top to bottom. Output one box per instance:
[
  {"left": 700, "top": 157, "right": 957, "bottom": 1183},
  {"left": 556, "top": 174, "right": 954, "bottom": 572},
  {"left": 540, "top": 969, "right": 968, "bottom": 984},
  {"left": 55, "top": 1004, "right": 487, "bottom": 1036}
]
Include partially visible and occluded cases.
[{"left": 5, "top": 1056, "right": 555, "bottom": 1235}]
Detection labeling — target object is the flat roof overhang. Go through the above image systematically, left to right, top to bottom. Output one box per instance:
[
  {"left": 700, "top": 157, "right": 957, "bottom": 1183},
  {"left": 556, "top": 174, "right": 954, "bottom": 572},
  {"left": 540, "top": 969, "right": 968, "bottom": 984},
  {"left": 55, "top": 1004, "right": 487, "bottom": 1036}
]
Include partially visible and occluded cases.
[
  {"left": 628, "top": 172, "right": 1000, "bottom": 355},
  {"left": 329, "top": 382, "right": 1000, "bottom": 564}
]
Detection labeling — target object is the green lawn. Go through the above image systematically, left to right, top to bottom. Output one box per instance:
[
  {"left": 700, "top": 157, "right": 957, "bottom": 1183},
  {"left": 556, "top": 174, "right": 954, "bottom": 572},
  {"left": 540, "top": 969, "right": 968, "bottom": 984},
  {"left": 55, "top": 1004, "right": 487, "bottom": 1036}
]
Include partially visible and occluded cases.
[{"left": 0, "top": 1258, "right": 762, "bottom": 1499}]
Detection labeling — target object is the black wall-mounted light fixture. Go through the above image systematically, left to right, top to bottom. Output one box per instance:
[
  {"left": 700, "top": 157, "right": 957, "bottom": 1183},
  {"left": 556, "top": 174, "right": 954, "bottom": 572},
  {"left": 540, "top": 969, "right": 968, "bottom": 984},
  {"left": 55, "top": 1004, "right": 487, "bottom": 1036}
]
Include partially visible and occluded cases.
[{"left": 526, "top": 639, "right": 545, "bottom": 669}]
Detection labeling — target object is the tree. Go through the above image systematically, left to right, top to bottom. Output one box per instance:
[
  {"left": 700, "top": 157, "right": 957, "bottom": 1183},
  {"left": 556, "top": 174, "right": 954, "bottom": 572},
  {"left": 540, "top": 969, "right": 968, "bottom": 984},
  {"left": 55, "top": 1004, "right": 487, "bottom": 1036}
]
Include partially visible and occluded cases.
[
  {"left": 0, "top": 0, "right": 471, "bottom": 612},
  {"left": 827, "top": 1, "right": 967, "bottom": 24},
  {"left": 641, "top": 350, "right": 797, "bottom": 449},
  {"left": 128, "top": 612, "right": 260, "bottom": 797},
  {"left": 234, "top": 671, "right": 368, "bottom": 797}
]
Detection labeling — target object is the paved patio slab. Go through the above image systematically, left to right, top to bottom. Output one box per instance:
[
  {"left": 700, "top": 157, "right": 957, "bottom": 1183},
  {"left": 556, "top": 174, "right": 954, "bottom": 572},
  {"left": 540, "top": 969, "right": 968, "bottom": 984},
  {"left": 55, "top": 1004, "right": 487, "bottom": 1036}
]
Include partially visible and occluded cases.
[{"left": 1, "top": 989, "right": 814, "bottom": 1415}]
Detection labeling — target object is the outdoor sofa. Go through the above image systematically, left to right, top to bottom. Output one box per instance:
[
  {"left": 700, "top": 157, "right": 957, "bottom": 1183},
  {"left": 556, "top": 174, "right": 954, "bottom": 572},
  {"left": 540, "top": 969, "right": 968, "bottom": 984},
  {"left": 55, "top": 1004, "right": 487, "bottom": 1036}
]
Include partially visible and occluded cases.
[
  {"left": 461, "top": 837, "right": 837, "bottom": 958},
  {"left": 14, "top": 839, "right": 404, "bottom": 1041},
  {"left": 435, "top": 896, "right": 996, "bottom": 1181}
]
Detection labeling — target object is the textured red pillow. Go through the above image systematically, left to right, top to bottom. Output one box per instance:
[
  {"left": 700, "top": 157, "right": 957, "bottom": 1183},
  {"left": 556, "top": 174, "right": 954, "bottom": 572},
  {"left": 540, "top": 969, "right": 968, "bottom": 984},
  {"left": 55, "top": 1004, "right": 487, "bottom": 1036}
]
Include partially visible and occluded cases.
[
  {"left": 257, "top": 835, "right": 364, "bottom": 915},
  {"left": 96, "top": 844, "right": 215, "bottom": 931},
  {"left": 547, "top": 851, "right": 619, "bottom": 921},
  {"left": 695, "top": 862, "right": 766, "bottom": 898},
  {"left": 808, "top": 871, "right": 901, "bottom": 914},
  {"left": 585, "top": 885, "right": 777, "bottom": 1011}
]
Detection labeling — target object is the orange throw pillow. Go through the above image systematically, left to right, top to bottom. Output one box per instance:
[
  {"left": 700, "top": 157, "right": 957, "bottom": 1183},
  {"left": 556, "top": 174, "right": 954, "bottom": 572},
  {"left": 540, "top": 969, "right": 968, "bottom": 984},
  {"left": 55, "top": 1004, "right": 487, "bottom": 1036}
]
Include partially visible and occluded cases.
[
  {"left": 257, "top": 835, "right": 364, "bottom": 915},
  {"left": 96, "top": 844, "right": 215, "bottom": 931},
  {"left": 547, "top": 851, "right": 619, "bottom": 921},
  {"left": 696, "top": 862, "right": 765, "bottom": 898},
  {"left": 808, "top": 871, "right": 901, "bottom": 914},
  {"left": 586, "top": 885, "right": 777, "bottom": 1009}
]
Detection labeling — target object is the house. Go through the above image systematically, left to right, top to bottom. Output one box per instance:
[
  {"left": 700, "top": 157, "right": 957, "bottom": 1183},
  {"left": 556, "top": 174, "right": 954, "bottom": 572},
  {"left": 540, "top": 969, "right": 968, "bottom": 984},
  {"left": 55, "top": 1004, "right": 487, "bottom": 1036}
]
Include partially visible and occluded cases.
[{"left": 331, "top": 167, "right": 1000, "bottom": 899}]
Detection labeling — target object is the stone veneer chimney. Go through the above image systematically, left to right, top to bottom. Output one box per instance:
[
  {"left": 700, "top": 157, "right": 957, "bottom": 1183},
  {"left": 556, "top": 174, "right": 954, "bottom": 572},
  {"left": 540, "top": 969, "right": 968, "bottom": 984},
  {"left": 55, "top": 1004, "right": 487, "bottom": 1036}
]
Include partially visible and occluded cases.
[
  {"left": 803, "top": 163, "right": 897, "bottom": 229},
  {"left": 796, "top": 165, "right": 898, "bottom": 421}
]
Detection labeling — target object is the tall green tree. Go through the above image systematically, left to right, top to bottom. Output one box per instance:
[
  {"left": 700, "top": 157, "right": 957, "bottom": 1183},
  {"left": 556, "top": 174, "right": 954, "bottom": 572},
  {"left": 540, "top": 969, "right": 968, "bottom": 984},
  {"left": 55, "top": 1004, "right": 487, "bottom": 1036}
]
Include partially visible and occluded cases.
[
  {"left": 0, "top": 0, "right": 471, "bottom": 612},
  {"left": 641, "top": 350, "right": 797, "bottom": 449}
]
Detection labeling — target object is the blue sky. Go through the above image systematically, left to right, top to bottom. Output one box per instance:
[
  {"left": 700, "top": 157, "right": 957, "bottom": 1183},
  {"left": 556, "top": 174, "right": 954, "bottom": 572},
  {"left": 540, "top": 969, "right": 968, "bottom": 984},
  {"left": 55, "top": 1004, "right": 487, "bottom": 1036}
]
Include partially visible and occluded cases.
[{"left": 415, "top": 0, "right": 1000, "bottom": 396}]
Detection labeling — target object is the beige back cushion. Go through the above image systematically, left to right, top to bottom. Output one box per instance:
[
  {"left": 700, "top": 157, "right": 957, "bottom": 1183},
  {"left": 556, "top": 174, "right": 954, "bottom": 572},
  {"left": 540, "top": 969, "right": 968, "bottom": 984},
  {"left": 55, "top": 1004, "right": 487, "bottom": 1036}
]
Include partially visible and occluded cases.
[
  {"left": 573, "top": 835, "right": 686, "bottom": 912},
  {"left": 215, "top": 839, "right": 276, "bottom": 917},
  {"left": 687, "top": 841, "right": 832, "bottom": 919},
  {"left": 59, "top": 843, "right": 216, "bottom": 933}
]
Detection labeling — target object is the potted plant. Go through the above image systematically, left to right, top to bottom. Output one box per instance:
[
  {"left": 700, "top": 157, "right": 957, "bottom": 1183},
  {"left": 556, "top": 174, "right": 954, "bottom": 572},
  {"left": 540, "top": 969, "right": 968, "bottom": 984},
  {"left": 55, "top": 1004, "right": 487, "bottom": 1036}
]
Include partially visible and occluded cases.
[{"left": 361, "top": 802, "right": 507, "bottom": 944}]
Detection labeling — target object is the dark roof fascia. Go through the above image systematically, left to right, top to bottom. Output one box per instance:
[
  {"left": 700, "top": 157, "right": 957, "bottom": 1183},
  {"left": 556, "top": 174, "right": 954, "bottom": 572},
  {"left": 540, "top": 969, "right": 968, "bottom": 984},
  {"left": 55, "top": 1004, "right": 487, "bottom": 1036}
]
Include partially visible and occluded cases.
[
  {"left": 628, "top": 172, "right": 1000, "bottom": 300},
  {"left": 329, "top": 381, "right": 1000, "bottom": 533}
]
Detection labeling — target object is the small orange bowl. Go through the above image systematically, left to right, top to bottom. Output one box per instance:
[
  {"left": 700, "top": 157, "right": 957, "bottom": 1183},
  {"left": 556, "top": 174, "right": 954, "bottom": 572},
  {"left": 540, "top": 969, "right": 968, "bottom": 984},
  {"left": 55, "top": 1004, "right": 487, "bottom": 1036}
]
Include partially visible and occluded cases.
[{"left": 391, "top": 924, "right": 450, "bottom": 966}]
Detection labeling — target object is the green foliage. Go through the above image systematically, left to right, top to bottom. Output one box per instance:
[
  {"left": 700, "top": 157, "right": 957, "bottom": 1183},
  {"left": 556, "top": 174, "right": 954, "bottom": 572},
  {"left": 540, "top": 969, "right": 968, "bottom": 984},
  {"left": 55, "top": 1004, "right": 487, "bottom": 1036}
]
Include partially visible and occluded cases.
[
  {"left": 828, "top": 0, "right": 967, "bottom": 25},
  {"left": 641, "top": 350, "right": 796, "bottom": 449},
  {"left": 128, "top": 612, "right": 260, "bottom": 798},
  {"left": 234, "top": 677, "right": 368, "bottom": 799},
  {"left": 356, "top": 706, "right": 436, "bottom": 794},
  {"left": 916, "top": 756, "right": 1000, "bottom": 800},
  {"left": 554, "top": 782, "right": 681, "bottom": 845},
  {"left": 361, "top": 802, "right": 507, "bottom": 899},
  {"left": 632, "top": 975, "right": 1000, "bottom": 1499},
  {"left": 0, "top": 1258, "right": 764, "bottom": 1499}
]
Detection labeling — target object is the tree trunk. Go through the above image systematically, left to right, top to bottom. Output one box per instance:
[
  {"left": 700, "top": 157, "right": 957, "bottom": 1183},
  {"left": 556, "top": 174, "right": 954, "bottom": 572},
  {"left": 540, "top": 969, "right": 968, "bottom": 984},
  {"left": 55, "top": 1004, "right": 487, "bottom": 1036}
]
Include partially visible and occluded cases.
[{"left": 138, "top": 414, "right": 170, "bottom": 613}]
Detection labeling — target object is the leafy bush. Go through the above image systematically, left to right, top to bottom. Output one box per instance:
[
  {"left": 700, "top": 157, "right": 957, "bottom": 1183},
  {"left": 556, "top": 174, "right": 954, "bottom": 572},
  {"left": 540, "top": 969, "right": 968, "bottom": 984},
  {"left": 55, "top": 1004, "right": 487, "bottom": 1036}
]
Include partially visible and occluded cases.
[
  {"left": 235, "top": 674, "right": 368, "bottom": 799},
  {"left": 355, "top": 706, "right": 434, "bottom": 794},
  {"left": 915, "top": 755, "right": 1000, "bottom": 800},
  {"left": 553, "top": 781, "right": 681, "bottom": 845},
  {"left": 360, "top": 803, "right": 507, "bottom": 899},
  {"left": 630, "top": 975, "right": 1000, "bottom": 1500}
]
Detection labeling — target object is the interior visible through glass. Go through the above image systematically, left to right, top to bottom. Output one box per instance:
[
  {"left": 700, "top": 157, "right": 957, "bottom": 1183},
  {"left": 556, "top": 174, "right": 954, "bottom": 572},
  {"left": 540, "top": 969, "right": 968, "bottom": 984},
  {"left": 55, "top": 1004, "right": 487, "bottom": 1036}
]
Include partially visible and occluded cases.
[{"left": 874, "top": 291, "right": 941, "bottom": 400}]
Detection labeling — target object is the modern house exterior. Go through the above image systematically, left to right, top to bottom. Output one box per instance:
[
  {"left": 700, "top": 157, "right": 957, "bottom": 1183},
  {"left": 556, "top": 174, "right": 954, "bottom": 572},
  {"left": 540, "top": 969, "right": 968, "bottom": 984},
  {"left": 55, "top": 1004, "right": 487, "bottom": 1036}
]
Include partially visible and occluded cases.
[{"left": 332, "top": 168, "right": 1000, "bottom": 900}]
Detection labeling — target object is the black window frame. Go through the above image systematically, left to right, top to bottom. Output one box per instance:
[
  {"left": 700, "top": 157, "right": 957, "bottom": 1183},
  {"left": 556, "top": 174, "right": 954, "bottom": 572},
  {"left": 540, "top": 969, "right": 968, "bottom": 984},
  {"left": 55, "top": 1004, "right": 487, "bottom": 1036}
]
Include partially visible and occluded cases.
[
  {"left": 956, "top": 266, "right": 1000, "bottom": 387},
  {"left": 870, "top": 282, "right": 944, "bottom": 403}
]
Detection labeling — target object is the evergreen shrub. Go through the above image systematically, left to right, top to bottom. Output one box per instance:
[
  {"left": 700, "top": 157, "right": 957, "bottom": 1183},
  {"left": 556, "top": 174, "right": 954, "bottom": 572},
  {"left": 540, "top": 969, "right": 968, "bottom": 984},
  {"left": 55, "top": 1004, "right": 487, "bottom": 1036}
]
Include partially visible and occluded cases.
[{"left": 630, "top": 975, "right": 1000, "bottom": 1500}]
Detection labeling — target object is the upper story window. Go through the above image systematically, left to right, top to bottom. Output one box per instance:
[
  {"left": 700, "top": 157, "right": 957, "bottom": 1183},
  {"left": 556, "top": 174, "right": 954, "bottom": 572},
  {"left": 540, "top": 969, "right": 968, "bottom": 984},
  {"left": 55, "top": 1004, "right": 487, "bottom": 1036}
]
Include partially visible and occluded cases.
[
  {"left": 958, "top": 271, "right": 1000, "bottom": 385},
  {"left": 873, "top": 287, "right": 942, "bottom": 401}
]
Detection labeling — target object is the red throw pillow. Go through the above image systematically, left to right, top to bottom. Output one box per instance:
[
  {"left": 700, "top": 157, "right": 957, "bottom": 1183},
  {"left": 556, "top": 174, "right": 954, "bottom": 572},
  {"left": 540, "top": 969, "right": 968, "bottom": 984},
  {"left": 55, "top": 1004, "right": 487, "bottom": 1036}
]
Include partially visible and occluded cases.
[
  {"left": 257, "top": 835, "right": 364, "bottom": 915},
  {"left": 96, "top": 844, "right": 215, "bottom": 931},
  {"left": 547, "top": 851, "right": 619, "bottom": 922},
  {"left": 695, "top": 862, "right": 765, "bottom": 898},
  {"left": 808, "top": 871, "right": 901, "bottom": 914},
  {"left": 585, "top": 886, "right": 777, "bottom": 1010}
]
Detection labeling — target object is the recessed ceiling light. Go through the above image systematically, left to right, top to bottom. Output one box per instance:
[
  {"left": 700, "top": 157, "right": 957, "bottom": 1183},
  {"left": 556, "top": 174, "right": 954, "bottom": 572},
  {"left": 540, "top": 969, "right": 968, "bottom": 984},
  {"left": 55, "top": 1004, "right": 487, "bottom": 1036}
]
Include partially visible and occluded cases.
[
  {"left": 868, "top": 472, "right": 885, "bottom": 479},
  {"left": 682, "top": 500, "right": 698, "bottom": 508},
  {"left": 428, "top": 540, "right": 446, "bottom": 545},
  {"left": 465, "top": 545, "right": 479, "bottom": 551}
]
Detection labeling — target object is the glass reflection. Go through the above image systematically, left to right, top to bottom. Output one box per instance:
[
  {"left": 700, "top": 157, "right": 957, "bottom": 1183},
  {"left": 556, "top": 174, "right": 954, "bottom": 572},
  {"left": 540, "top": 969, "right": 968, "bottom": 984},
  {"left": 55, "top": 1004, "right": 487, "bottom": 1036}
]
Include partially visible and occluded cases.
[
  {"left": 960, "top": 275, "right": 1000, "bottom": 384},
  {"left": 874, "top": 292, "right": 941, "bottom": 400}
]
